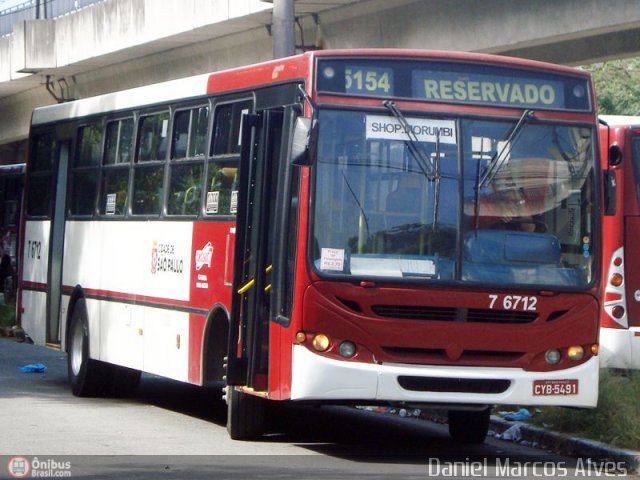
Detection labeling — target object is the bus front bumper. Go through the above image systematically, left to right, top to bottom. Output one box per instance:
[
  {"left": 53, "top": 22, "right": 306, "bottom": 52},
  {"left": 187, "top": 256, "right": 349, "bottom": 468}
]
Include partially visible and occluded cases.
[{"left": 290, "top": 345, "right": 599, "bottom": 408}]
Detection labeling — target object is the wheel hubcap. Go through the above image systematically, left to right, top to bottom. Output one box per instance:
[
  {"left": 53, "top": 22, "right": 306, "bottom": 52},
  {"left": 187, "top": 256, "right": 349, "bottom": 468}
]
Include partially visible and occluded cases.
[{"left": 70, "top": 321, "right": 84, "bottom": 376}]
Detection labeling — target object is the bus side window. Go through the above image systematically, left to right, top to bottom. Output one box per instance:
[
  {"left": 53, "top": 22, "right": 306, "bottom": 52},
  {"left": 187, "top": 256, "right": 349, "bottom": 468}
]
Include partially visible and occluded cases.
[
  {"left": 205, "top": 99, "right": 252, "bottom": 217},
  {"left": 167, "top": 106, "right": 208, "bottom": 216},
  {"left": 132, "top": 112, "right": 169, "bottom": 216},
  {"left": 100, "top": 118, "right": 133, "bottom": 216},
  {"left": 70, "top": 123, "right": 102, "bottom": 216},
  {"left": 26, "top": 132, "right": 56, "bottom": 218}
]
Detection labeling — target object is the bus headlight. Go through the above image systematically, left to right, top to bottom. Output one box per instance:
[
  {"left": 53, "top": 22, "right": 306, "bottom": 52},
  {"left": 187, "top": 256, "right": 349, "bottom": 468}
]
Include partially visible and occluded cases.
[
  {"left": 312, "top": 334, "right": 331, "bottom": 352},
  {"left": 338, "top": 341, "right": 357, "bottom": 358},
  {"left": 567, "top": 345, "right": 584, "bottom": 361},
  {"left": 544, "top": 349, "right": 561, "bottom": 365}
]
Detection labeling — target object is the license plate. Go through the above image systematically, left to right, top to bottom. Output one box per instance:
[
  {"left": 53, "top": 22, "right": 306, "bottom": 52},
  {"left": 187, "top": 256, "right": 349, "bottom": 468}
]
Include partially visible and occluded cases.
[{"left": 533, "top": 379, "right": 579, "bottom": 396}]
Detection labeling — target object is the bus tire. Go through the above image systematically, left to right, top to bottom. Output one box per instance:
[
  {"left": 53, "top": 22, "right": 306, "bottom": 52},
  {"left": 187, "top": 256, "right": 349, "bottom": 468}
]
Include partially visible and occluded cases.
[
  {"left": 67, "top": 298, "right": 107, "bottom": 397},
  {"left": 107, "top": 365, "right": 141, "bottom": 397},
  {"left": 226, "top": 386, "right": 266, "bottom": 440},
  {"left": 448, "top": 407, "right": 491, "bottom": 444}
]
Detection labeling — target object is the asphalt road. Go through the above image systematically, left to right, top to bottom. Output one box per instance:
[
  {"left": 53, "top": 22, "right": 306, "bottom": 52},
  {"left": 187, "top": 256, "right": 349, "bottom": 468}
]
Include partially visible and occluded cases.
[{"left": 0, "top": 337, "right": 636, "bottom": 479}]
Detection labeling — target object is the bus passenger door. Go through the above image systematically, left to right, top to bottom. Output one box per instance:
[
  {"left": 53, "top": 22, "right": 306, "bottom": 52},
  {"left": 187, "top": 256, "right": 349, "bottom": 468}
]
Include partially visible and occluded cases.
[
  {"left": 228, "top": 109, "right": 284, "bottom": 391},
  {"left": 47, "top": 140, "right": 70, "bottom": 345}
]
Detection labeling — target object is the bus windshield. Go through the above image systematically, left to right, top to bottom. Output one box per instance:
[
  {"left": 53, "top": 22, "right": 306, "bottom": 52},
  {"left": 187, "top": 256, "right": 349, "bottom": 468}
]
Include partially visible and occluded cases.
[{"left": 312, "top": 108, "right": 596, "bottom": 287}]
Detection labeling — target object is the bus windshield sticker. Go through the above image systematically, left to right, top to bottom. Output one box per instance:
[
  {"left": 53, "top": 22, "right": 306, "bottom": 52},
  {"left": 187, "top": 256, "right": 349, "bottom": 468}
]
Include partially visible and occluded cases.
[
  {"left": 365, "top": 115, "right": 456, "bottom": 144},
  {"left": 206, "top": 191, "right": 219, "bottom": 214},
  {"left": 230, "top": 191, "right": 238, "bottom": 214},
  {"left": 105, "top": 193, "right": 116, "bottom": 215},
  {"left": 320, "top": 248, "right": 345, "bottom": 271},
  {"left": 399, "top": 258, "right": 436, "bottom": 277}
]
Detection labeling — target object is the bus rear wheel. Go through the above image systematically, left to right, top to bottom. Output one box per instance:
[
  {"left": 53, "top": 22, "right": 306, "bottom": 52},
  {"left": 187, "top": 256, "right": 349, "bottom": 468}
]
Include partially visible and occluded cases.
[
  {"left": 67, "top": 298, "right": 107, "bottom": 397},
  {"left": 226, "top": 386, "right": 266, "bottom": 440},
  {"left": 448, "top": 407, "right": 491, "bottom": 444}
]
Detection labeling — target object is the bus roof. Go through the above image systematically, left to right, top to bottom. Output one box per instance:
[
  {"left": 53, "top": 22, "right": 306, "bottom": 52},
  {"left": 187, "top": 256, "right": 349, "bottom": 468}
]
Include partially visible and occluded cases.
[
  {"left": 31, "top": 49, "right": 592, "bottom": 127},
  {"left": 31, "top": 73, "right": 211, "bottom": 127}
]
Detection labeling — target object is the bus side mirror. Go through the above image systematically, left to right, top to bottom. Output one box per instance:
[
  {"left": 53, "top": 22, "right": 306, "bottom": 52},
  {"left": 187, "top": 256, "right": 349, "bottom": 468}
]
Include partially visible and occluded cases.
[
  {"left": 291, "top": 117, "right": 317, "bottom": 166},
  {"left": 609, "top": 144, "right": 622, "bottom": 166}
]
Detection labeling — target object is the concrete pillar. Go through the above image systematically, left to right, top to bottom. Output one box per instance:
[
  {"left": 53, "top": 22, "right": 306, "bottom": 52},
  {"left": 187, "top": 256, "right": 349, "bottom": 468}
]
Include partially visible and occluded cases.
[{"left": 272, "top": 0, "right": 294, "bottom": 59}]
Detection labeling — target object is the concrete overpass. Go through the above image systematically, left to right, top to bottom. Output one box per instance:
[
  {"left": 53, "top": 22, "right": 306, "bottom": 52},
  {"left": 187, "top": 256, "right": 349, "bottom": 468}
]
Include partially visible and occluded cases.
[{"left": 1, "top": 0, "right": 639, "bottom": 162}]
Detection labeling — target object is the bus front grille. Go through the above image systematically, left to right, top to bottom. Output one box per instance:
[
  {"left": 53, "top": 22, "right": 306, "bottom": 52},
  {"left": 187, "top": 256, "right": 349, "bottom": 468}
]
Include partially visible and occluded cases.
[
  {"left": 372, "top": 305, "right": 538, "bottom": 323},
  {"left": 381, "top": 346, "right": 526, "bottom": 364},
  {"left": 397, "top": 375, "right": 511, "bottom": 394}
]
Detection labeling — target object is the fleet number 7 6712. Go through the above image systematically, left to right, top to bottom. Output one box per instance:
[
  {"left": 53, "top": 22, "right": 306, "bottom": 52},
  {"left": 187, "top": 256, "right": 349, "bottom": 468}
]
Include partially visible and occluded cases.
[{"left": 488, "top": 294, "right": 538, "bottom": 311}]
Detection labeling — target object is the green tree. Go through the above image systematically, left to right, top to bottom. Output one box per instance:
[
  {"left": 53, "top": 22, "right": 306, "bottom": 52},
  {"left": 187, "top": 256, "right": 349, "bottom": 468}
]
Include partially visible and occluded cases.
[{"left": 582, "top": 57, "right": 640, "bottom": 115}]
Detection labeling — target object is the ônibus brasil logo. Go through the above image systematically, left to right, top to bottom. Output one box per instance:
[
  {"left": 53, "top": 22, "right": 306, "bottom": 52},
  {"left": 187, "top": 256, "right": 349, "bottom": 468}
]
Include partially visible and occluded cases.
[
  {"left": 7, "top": 456, "right": 30, "bottom": 478},
  {"left": 7, "top": 457, "right": 72, "bottom": 478}
]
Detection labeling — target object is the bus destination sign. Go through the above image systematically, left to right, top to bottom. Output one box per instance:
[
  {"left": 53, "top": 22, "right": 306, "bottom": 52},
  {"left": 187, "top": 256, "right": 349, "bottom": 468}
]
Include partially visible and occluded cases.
[
  {"left": 317, "top": 58, "right": 590, "bottom": 111},
  {"left": 345, "top": 66, "right": 394, "bottom": 96},
  {"left": 411, "top": 71, "right": 564, "bottom": 109}
]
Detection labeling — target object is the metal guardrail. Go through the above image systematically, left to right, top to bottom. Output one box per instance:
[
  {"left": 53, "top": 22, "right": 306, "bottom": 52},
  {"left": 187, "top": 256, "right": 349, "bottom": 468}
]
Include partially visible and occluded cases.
[{"left": 0, "top": 0, "right": 104, "bottom": 37}]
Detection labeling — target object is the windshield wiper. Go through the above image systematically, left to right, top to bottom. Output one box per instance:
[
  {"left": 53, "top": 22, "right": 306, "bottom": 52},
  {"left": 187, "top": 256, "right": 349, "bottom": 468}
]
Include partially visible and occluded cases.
[
  {"left": 383, "top": 100, "right": 437, "bottom": 181},
  {"left": 478, "top": 109, "right": 534, "bottom": 189},
  {"left": 340, "top": 170, "right": 370, "bottom": 251}
]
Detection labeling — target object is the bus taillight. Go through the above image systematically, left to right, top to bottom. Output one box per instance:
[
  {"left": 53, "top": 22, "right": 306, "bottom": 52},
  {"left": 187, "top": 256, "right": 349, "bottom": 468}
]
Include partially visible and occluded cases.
[
  {"left": 603, "top": 247, "right": 628, "bottom": 329},
  {"left": 610, "top": 273, "right": 623, "bottom": 287},
  {"left": 611, "top": 305, "right": 625, "bottom": 319}
]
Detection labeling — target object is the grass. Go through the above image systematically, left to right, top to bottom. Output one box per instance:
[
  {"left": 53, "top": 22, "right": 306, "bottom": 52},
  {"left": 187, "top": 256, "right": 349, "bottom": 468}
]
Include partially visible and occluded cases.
[
  {"left": 0, "top": 302, "right": 16, "bottom": 328},
  {"left": 527, "top": 369, "right": 640, "bottom": 450}
]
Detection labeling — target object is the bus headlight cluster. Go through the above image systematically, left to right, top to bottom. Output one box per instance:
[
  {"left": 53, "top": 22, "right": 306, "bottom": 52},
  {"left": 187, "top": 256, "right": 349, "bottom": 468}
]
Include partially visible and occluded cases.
[
  {"left": 296, "top": 331, "right": 357, "bottom": 357},
  {"left": 296, "top": 331, "right": 331, "bottom": 351},
  {"left": 312, "top": 334, "right": 331, "bottom": 352},
  {"left": 338, "top": 341, "right": 357, "bottom": 358},
  {"left": 544, "top": 345, "right": 589, "bottom": 365},
  {"left": 567, "top": 345, "right": 584, "bottom": 361},
  {"left": 544, "top": 349, "right": 561, "bottom": 365}
]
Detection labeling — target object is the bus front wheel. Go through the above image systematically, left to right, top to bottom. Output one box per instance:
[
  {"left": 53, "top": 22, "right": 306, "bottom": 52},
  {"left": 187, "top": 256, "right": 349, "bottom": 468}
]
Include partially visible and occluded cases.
[
  {"left": 108, "top": 365, "right": 141, "bottom": 397},
  {"left": 226, "top": 386, "right": 266, "bottom": 440},
  {"left": 448, "top": 407, "right": 491, "bottom": 444}
]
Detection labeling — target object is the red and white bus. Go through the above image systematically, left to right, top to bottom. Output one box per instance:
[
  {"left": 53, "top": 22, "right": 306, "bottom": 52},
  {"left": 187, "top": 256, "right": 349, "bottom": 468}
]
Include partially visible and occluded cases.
[
  {"left": 18, "top": 49, "right": 602, "bottom": 443},
  {"left": 599, "top": 115, "right": 640, "bottom": 369}
]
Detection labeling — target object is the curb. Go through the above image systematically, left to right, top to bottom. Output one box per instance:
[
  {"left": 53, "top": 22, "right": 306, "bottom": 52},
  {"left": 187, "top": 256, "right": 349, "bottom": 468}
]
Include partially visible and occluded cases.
[{"left": 491, "top": 416, "right": 640, "bottom": 472}]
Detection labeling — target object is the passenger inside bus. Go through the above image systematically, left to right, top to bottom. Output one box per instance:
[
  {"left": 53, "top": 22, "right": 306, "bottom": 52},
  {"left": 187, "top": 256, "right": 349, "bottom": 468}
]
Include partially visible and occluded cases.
[
  {"left": 383, "top": 173, "right": 426, "bottom": 255},
  {"left": 386, "top": 173, "right": 422, "bottom": 220}
]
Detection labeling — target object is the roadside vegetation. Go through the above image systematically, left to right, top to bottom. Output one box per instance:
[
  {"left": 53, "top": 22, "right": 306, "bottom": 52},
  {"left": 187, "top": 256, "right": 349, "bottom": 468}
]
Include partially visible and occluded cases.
[
  {"left": 582, "top": 56, "right": 640, "bottom": 114},
  {"left": 0, "top": 301, "right": 15, "bottom": 328},
  {"left": 529, "top": 369, "right": 640, "bottom": 451}
]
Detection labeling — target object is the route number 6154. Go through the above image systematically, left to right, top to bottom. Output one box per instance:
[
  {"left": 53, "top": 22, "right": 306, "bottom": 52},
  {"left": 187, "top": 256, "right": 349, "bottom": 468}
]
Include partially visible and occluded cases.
[{"left": 488, "top": 294, "right": 538, "bottom": 311}]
